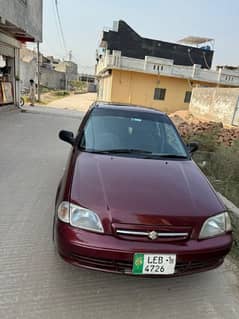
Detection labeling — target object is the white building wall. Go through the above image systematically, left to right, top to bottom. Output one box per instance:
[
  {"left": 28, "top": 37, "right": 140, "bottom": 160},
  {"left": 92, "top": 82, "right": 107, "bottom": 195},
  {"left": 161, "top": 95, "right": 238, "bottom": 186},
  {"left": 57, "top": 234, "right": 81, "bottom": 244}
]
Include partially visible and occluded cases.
[
  {"left": 0, "top": 0, "right": 43, "bottom": 41},
  {"left": 96, "top": 51, "right": 239, "bottom": 87}
]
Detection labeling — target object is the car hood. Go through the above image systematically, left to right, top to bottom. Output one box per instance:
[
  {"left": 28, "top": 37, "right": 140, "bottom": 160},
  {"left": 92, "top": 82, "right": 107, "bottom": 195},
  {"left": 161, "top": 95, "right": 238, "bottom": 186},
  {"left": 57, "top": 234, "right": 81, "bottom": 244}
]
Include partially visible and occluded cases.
[{"left": 70, "top": 152, "right": 224, "bottom": 230}]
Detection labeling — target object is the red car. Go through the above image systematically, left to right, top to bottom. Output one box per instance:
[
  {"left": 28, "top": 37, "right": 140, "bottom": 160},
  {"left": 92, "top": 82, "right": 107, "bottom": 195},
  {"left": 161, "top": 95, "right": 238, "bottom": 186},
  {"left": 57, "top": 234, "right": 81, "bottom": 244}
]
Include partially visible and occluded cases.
[{"left": 54, "top": 103, "right": 232, "bottom": 276}]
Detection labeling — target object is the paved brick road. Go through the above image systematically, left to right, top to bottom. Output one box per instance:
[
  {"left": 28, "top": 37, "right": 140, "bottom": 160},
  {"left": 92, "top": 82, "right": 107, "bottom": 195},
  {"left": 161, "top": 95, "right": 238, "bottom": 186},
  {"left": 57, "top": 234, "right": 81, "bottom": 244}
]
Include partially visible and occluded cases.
[{"left": 0, "top": 107, "right": 239, "bottom": 319}]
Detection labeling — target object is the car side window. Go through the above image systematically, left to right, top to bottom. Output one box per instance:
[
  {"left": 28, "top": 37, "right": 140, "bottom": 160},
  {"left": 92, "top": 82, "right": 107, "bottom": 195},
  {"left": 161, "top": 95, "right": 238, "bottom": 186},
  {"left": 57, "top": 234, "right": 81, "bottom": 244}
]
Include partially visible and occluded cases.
[
  {"left": 80, "top": 116, "right": 95, "bottom": 148},
  {"left": 156, "top": 122, "right": 162, "bottom": 138},
  {"left": 164, "top": 123, "right": 185, "bottom": 154}
]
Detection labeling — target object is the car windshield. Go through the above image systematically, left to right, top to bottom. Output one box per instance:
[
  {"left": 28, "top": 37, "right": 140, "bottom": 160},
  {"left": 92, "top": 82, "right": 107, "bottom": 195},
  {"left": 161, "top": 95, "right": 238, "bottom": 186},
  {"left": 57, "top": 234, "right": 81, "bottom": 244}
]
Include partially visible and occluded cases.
[{"left": 79, "top": 107, "right": 188, "bottom": 158}]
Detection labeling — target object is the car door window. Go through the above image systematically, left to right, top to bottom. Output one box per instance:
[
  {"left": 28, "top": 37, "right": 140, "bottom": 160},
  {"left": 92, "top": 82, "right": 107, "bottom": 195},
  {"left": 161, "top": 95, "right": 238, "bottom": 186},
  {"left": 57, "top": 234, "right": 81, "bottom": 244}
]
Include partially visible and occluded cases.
[{"left": 163, "top": 123, "right": 185, "bottom": 155}]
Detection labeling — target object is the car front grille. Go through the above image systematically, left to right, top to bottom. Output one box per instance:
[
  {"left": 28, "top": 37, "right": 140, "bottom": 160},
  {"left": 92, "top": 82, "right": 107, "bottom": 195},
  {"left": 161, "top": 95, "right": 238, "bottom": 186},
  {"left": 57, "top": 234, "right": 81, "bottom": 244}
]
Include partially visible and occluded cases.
[
  {"left": 112, "top": 223, "right": 192, "bottom": 242},
  {"left": 116, "top": 229, "right": 189, "bottom": 241},
  {"left": 71, "top": 253, "right": 132, "bottom": 273},
  {"left": 175, "top": 258, "right": 223, "bottom": 274}
]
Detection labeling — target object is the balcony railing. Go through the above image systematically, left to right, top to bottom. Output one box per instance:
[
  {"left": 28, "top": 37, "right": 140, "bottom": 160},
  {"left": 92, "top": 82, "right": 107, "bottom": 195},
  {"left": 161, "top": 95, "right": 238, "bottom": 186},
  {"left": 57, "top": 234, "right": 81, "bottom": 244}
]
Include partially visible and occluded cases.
[{"left": 96, "top": 51, "right": 239, "bottom": 87}]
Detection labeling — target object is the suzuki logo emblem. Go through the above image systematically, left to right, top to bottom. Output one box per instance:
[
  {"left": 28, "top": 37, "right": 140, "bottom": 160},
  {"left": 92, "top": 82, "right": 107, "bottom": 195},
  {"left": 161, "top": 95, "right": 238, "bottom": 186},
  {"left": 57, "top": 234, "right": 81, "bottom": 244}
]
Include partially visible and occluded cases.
[{"left": 148, "top": 231, "right": 158, "bottom": 240}]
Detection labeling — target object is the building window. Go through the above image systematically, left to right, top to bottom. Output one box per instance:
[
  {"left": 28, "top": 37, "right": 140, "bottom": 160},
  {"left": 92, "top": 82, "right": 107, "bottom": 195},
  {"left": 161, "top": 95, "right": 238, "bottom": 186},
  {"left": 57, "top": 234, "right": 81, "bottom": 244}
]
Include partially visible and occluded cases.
[
  {"left": 154, "top": 88, "right": 166, "bottom": 100},
  {"left": 184, "top": 91, "right": 192, "bottom": 103}
]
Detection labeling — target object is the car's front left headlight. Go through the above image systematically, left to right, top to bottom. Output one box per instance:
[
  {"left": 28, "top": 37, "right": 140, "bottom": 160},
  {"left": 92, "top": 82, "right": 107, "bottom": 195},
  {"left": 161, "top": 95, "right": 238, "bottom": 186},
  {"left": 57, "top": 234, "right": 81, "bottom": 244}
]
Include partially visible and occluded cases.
[
  {"left": 57, "top": 202, "right": 104, "bottom": 233},
  {"left": 70, "top": 203, "right": 104, "bottom": 233},
  {"left": 199, "top": 212, "right": 232, "bottom": 239}
]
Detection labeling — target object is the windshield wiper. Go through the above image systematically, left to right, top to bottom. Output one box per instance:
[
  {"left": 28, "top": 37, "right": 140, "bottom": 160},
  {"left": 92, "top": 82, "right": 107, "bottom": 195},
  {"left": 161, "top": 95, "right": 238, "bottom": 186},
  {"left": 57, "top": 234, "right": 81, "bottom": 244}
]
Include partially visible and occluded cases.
[
  {"left": 80, "top": 148, "right": 187, "bottom": 159},
  {"left": 90, "top": 148, "right": 153, "bottom": 155},
  {"left": 156, "top": 154, "right": 188, "bottom": 159}
]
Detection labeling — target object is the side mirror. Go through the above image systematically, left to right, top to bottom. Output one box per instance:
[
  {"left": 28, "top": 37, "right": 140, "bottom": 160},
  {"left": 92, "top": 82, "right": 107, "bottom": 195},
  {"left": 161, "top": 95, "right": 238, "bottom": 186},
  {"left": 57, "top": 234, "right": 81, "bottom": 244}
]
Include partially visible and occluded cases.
[
  {"left": 59, "top": 130, "right": 75, "bottom": 145},
  {"left": 187, "top": 142, "right": 199, "bottom": 154}
]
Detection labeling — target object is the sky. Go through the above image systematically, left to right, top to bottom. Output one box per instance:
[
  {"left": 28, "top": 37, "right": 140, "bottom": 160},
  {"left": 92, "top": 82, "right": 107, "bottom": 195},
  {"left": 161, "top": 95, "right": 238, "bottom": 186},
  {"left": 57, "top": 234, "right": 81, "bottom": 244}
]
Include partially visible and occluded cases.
[{"left": 40, "top": 0, "right": 239, "bottom": 74}]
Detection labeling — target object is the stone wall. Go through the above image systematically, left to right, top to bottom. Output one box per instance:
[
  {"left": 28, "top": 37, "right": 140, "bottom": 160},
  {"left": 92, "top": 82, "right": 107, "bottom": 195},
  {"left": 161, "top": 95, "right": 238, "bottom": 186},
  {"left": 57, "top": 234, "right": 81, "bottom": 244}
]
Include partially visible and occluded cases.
[
  {"left": 20, "top": 60, "right": 37, "bottom": 90},
  {"left": 54, "top": 61, "right": 78, "bottom": 83},
  {"left": 40, "top": 68, "right": 65, "bottom": 90},
  {"left": 189, "top": 87, "right": 239, "bottom": 126}
]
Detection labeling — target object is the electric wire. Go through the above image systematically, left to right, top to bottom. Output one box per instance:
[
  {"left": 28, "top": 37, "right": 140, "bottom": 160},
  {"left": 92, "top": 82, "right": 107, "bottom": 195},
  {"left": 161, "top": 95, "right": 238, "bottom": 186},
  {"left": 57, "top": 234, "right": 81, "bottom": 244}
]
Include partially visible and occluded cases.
[
  {"left": 52, "top": 0, "right": 64, "bottom": 53},
  {"left": 54, "top": 0, "right": 68, "bottom": 56}
]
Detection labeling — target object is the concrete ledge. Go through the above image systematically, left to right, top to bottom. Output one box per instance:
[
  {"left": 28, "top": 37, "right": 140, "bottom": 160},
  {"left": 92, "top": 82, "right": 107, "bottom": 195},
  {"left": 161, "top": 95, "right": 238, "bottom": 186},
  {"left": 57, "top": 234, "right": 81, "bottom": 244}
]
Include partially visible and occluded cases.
[{"left": 21, "top": 105, "right": 85, "bottom": 119}]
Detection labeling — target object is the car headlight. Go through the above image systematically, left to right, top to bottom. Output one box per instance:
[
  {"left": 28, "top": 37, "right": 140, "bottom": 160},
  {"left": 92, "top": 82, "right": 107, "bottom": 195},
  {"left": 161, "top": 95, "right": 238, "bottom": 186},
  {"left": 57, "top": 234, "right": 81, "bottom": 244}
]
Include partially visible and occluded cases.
[
  {"left": 57, "top": 202, "right": 104, "bottom": 233},
  {"left": 199, "top": 212, "right": 232, "bottom": 239}
]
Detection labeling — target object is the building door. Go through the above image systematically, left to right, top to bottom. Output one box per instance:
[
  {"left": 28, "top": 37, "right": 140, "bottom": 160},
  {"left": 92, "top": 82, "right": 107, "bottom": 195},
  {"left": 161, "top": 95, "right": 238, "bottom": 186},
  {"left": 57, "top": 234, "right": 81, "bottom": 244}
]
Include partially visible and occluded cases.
[{"left": 232, "top": 97, "right": 239, "bottom": 126}]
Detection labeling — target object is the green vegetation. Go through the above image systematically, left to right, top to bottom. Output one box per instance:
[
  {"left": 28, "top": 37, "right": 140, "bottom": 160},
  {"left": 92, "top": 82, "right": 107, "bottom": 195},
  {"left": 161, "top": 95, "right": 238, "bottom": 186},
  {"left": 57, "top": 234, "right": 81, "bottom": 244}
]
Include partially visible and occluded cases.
[
  {"left": 69, "top": 80, "right": 87, "bottom": 93},
  {"left": 40, "top": 86, "right": 51, "bottom": 94},
  {"left": 53, "top": 90, "right": 70, "bottom": 97},
  {"left": 189, "top": 128, "right": 220, "bottom": 152},
  {"left": 190, "top": 133, "right": 239, "bottom": 260},
  {"left": 192, "top": 139, "right": 239, "bottom": 207},
  {"left": 230, "top": 212, "right": 239, "bottom": 259}
]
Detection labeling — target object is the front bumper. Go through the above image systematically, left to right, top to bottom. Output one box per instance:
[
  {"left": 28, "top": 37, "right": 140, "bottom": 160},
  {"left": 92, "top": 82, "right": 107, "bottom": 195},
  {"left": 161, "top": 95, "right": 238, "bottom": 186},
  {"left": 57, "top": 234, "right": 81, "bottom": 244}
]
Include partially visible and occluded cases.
[{"left": 56, "top": 221, "right": 233, "bottom": 276}]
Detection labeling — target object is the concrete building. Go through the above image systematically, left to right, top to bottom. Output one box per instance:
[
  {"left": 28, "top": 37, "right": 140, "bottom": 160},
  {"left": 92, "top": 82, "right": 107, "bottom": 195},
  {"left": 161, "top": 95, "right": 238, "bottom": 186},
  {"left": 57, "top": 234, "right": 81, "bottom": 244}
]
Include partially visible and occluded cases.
[
  {"left": 0, "top": 0, "right": 43, "bottom": 106},
  {"left": 96, "top": 21, "right": 239, "bottom": 113},
  {"left": 19, "top": 45, "right": 38, "bottom": 90},
  {"left": 19, "top": 47, "right": 79, "bottom": 91},
  {"left": 41, "top": 60, "right": 78, "bottom": 90},
  {"left": 54, "top": 61, "right": 78, "bottom": 89},
  {"left": 40, "top": 68, "right": 66, "bottom": 90},
  {"left": 79, "top": 73, "right": 97, "bottom": 92},
  {"left": 79, "top": 73, "right": 96, "bottom": 84},
  {"left": 189, "top": 87, "right": 239, "bottom": 126}
]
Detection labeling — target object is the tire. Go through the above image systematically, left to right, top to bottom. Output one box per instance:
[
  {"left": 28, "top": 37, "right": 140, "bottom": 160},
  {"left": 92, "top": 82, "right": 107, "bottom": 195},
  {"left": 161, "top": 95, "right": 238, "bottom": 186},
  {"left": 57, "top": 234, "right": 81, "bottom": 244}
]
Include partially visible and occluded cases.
[{"left": 20, "top": 97, "right": 25, "bottom": 107}]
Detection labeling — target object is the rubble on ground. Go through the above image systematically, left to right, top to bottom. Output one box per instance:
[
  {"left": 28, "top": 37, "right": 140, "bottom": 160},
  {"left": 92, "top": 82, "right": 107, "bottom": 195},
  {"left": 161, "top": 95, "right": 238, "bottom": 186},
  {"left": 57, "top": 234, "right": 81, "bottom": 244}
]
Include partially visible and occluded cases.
[{"left": 169, "top": 111, "right": 239, "bottom": 147}]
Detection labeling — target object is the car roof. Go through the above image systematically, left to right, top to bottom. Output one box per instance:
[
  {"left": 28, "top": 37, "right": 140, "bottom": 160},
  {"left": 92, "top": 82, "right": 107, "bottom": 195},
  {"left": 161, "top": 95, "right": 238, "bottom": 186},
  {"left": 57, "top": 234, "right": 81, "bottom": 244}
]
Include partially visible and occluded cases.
[{"left": 92, "top": 101, "right": 166, "bottom": 116}]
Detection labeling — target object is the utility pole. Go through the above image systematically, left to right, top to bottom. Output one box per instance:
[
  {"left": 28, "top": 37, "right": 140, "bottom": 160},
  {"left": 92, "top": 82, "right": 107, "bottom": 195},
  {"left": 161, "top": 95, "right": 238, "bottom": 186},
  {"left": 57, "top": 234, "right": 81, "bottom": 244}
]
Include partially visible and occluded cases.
[
  {"left": 37, "top": 41, "right": 40, "bottom": 102},
  {"left": 69, "top": 50, "right": 72, "bottom": 62},
  {"left": 65, "top": 70, "right": 68, "bottom": 91}
]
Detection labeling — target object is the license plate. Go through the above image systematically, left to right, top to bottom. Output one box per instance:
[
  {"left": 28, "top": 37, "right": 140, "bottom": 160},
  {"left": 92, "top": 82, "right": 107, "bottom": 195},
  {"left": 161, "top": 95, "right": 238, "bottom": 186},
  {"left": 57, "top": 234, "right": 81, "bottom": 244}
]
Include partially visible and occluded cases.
[{"left": 132, "top": 253, "right": 176, "bottom": 275}]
